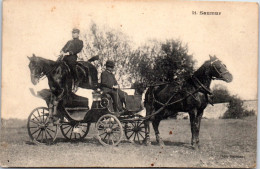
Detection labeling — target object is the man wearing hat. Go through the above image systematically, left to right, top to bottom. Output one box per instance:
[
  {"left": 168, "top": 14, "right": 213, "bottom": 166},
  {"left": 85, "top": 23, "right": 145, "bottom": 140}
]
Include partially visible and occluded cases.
[
  {"left": 60, "top": 28, "right": 83, "bottom": 86},
  {"left": 101, "top": 60, "right": 127, "bottom": 114}
]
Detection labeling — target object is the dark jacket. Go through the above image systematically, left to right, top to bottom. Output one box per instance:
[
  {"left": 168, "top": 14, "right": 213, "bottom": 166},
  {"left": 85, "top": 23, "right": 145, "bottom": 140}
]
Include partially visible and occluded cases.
[
  {"left": 61, "top": 38, "right": 83, "bottom": 56},
  {"left": 101, "top": 70, "right": 118, "bottom": 89}
]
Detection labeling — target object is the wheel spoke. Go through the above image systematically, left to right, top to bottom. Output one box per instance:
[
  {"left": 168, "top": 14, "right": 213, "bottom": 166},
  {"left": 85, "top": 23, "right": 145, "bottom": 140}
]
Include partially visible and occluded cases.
[
  {"left": 36, "top": 109, "right": 42, "bottom": 122},
  {"left": 32, "top": 114, "right": 40, "bottom": 122},
  {"left": 30, "top": 120, "right": 40, "bottom": 125},
  {"left": 99, "top": 121, "right": 106, "bottom": 127},
  {"left": 137, "top": 121, "right": 144, "bottom": 127},
  {"left": 110, "top": 122, "right": 115, "bottom": 128},
  {"left": 130, "top": 122, "right": 135, "bottom": 128},
  {"left": 62, "top": 125, "right": 71, "bottom": 130},
  {"left": 65, "top": 126, "right": 72, "bottom": 136},
  {"left": 47, "top": 127, "right": 56, "bottom": 133},
  {"left": 31, "top": 128, "right": 41, "bottom": 135},
  {"left": 46, "top": 129, "right": 53, "bottom": 139},
  {"left": 69, "top": 129, "right": 73, "bottom": 139},
  {"left": 81, "top": 129, "right": 87, "bottom": 134},
  {"left": 36, "top": 130, "right": 42, "bottom": 140},
  {"left": 41, "top": 130, "right": 44, "bottom": 142},
  {"left": 44, "top": 130, "right": 48, "bottom": 140},
  {"left": 128, "top": 131, "right": 135, "bottom": 139},
  {"left": 99, "top": 132, "right": 107, "bottom": 137},
  {"left": 137, "top": 132, "right": 140, "bottom": 142},
  {"left": 139, "top": 132, "right": 145, "bottom": 139},
  {"left": 103, "top": 133, "right": 108, "bottom": 140},
  {"left": 133, "top": 133, "right": 137, "bottom": 141},
  {"left": 107, "top": 134, "right": 110, "bottom": 144},
  {"left": 111, "top": 136, "right": 115, "bottom": 145}
]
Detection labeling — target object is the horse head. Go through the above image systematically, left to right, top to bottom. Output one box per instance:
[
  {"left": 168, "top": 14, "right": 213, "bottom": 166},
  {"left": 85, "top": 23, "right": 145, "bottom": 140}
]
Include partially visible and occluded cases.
[
  {"left": 28, "top": 54, "right": 45, "bottom": 85},
  {"left": 209, "top": 55, "right": 233, "bottom": 83}
]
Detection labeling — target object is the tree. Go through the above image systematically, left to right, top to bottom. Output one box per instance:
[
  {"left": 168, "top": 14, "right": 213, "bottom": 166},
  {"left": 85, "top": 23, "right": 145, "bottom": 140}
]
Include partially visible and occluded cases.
[
  {"left": 81, "top": 23, "right": 196, "bottom": 88},
  {"left": 81, "top": 23, "right": 133, "bottom": 87},
  {"left": 129, "top": 39, "right": 196, "bottom": 87}
]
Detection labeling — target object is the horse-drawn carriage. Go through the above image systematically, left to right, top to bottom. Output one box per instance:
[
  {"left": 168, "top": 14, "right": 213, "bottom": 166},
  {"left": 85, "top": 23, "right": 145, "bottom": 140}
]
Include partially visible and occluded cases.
[
  {"left": 28, "top": 54, "right": 233, "bottom": 149},
  {"left": 28, "top": 88, "right": 147, "bottom": 146}
]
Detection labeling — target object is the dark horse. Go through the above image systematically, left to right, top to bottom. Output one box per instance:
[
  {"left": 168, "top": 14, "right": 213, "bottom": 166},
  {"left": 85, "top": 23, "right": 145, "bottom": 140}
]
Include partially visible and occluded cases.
[
  {"left": 28, "top": 54, "right": 98, "bottom": 119},
  {"left": 144, "top": 55, "right": 233, "bottom": 149}
]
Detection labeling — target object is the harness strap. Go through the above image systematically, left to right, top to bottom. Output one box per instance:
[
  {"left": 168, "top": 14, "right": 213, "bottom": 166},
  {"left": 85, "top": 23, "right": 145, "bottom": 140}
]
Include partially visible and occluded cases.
[{"left": 192, "top": 76, "right": 212, "bottom": 95}]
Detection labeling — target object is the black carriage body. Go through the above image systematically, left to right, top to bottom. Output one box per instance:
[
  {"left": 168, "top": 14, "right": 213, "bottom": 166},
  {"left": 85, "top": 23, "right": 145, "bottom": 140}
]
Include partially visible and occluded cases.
[
  {"left": 29, "top": 88, "right": 146, "bottom": 145},
  {"left": 37, "top": 89, "right": 110, "bottom": 123}
]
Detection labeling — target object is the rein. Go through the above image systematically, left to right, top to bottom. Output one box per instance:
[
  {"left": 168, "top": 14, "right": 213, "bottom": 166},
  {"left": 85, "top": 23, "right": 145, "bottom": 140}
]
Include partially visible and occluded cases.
[
  {"left": 32, "top": 61, "right": 65, "bottom": 81},
  {"left": 148, "top": 72, "right": 213, "bottom": 118},
  {"left": 191, "top": 76, "right": 212, "bottom": 95}
]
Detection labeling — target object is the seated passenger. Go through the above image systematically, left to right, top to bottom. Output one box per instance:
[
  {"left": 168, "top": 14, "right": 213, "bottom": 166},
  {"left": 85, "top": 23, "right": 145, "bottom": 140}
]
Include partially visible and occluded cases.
[{"left": 100, "top": 60, "right": 127, "bottom": 114}]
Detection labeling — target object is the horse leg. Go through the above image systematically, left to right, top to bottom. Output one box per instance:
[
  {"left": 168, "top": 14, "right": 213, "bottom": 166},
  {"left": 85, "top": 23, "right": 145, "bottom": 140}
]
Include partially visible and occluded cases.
[
  {"left": 189, "top": 109, "right": 199, "bottom": 150},
  {"left": 194, "top": 109, "right": 204, "bottom": 146},
  {"left": 152, "top": 118, "right": 164, "bottom": 146},
  {"left": 143, "top": 120, "right": 151, "bottom": 146}
]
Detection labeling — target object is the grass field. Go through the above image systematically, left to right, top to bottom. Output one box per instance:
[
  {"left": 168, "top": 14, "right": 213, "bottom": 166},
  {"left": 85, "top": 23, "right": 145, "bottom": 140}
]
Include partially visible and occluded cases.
[{"left": 0, "top": 116, "right": 257, "bottom": 168}]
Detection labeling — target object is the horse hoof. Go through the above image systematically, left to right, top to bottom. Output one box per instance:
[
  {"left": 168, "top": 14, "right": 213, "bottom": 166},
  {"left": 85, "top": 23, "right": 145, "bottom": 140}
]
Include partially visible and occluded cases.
[
  {"left": 143, "top": 140, "right": 152, "bottom": 146},
  {"left": 159, "top": 141, "right": 165, "bottom": 147},
  {"left": 145, "top": 142, "right": 152, "bottom": 146},
  {"left": 192, "top": 144, "right": 200, "bottom": 150}
]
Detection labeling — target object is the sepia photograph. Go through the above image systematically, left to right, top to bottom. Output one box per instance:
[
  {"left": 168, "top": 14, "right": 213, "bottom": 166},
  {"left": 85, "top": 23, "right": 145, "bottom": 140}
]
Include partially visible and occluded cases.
[{"left": 0, "top": 0, "right": 258, "bottom": 167}]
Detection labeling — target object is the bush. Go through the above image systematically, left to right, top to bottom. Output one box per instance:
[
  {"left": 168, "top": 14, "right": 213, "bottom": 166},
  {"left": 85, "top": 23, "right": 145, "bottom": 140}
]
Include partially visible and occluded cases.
[{"left": 222, "top": 95, "right": 255, "bottom": 119}]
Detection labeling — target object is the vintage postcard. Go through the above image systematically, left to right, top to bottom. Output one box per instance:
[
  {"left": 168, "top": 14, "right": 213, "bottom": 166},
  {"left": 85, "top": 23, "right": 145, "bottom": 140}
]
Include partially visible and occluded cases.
[{"left": 0, "top": 0, "right": 258, "bottom": 167}]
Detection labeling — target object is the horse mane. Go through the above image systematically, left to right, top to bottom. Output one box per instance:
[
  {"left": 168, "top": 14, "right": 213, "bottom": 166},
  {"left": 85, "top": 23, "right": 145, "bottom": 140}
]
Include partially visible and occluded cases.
[{"left": 193, "top": 60, "right": 211, "bottom": 78}]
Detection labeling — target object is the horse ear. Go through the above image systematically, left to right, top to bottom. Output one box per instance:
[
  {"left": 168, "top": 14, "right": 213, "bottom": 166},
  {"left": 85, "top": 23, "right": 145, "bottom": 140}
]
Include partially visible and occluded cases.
[
  {"left": 32, "top": 53, "right": 36, "bottom": 57},
  {"left": 209, "top": 55, "right": 213, "bottom": 60},
  {"left": 27, "top": 56, "right": 32, "bottom": 61}
]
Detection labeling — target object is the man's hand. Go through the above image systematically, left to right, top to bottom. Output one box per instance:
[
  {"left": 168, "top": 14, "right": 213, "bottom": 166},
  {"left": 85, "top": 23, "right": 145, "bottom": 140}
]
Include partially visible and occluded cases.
[
  {"left": 60, "top": 51, "right": 69, "bottom": 56},
  {"left": 60, "top": 51, "right": 65, "bottom": 56},
  {"left": 113, "top": 85, "right": 119, "bottom": 89}
]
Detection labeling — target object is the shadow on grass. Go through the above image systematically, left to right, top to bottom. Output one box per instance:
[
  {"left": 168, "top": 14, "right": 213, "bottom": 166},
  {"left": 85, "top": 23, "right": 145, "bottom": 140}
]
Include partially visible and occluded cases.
[{"left": 162, "top": 141, "right": 193, "bottom": 149}]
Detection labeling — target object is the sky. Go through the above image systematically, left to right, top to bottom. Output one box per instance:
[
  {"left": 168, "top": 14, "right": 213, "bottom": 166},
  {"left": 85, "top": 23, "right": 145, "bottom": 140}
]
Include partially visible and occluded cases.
[{"left": 2, "top": 0, "right": 258, "bottom": 119}]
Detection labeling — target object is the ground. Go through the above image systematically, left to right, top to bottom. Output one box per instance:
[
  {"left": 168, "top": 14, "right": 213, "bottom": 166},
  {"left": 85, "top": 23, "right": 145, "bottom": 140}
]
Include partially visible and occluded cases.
[{"left": 0, "top": 116, "right": 257, "bottom": 168}]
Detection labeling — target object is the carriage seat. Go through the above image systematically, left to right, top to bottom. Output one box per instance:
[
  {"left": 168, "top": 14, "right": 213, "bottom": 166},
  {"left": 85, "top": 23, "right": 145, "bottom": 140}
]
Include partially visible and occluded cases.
[
  {"left": 64, "top": 93, "right": 89, "bottom": 108},
  {"left": 124, "top": 95, "right": 143, "bottom": 112}
]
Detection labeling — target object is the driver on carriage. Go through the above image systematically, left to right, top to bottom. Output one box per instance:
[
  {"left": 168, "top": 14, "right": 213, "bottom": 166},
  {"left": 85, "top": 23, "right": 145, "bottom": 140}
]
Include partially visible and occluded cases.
[
  {"left": 60, "top": 28, "right": 83, "bottom": 86},
  {"left": 100, "top": 60, "right": 127, "bottom": 115}
]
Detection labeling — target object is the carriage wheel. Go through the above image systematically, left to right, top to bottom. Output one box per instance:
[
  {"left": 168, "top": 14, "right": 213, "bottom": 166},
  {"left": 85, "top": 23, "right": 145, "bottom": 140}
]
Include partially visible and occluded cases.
[
  {"left": 27, "top": 107, "right": 58, "bottom": 145},
  {"left": 96, "top": 114, "right": 123, "bottom": 146},
  {"left": 124, "top": 120, "right": 146, "bottom": 144},
  {"left": 60, "top": 122, "right": 91, "bottom": 141}
]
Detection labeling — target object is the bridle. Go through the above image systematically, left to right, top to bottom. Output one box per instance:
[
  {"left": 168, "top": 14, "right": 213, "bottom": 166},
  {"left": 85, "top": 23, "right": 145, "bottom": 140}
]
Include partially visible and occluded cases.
[
  {"left": 210, "top": 59, "right": 229, "bottom": 80},
  {"left": 30, "top": 62, "right": 59, "bottom": 81}
]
